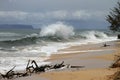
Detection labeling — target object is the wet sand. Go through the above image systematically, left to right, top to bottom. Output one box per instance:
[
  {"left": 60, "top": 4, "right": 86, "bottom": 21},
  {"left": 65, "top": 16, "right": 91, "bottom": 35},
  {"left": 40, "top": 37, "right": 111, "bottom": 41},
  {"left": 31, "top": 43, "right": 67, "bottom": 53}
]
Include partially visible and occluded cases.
[
  {"left": 12, "top": 41, "right": 119, "bottom": 80},
  {"left": 39, "top": 41, "right": 118, "bottom": 80}
]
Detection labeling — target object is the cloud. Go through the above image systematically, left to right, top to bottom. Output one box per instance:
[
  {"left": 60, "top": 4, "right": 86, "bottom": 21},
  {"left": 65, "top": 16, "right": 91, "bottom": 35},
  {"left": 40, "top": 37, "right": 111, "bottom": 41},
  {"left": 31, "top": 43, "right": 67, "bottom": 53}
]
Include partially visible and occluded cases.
[
  {"left": 0, "top": 10, "right": 106, "bottom": 24},
  {"left": 45, "top": 10, "right": 68, "bottom": 20},
  {"left": 0, "top": 11, "right": 28, "bottom": 20},
  {"left": 72, "top": 11, "right": 91, "bottom": 20}
]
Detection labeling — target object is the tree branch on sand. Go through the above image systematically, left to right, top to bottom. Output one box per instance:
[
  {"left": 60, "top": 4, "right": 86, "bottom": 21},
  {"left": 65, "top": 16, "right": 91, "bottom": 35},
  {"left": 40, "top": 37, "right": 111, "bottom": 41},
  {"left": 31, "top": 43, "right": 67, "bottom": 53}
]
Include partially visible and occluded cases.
[
  {"left": 0, "top": 60, "right": 84, "bottom": 79},
  {"left": 0, "top": 66, "right": 16, "bottom": 79}
]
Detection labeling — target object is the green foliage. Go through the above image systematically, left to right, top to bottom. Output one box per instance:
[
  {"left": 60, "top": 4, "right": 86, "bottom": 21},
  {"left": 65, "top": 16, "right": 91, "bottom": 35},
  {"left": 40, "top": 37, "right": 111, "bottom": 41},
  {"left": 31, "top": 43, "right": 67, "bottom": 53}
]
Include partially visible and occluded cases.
[{"left": 106, "top": 2, "right": 120, "bottom": 32}]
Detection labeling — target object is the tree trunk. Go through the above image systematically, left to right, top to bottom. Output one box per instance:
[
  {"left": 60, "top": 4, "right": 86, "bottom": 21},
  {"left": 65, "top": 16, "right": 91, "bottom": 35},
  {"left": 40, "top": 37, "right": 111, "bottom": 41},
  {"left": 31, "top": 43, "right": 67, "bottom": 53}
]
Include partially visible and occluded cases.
[{"left": 118, "top": 34, "right": 120, "bottom": 39}]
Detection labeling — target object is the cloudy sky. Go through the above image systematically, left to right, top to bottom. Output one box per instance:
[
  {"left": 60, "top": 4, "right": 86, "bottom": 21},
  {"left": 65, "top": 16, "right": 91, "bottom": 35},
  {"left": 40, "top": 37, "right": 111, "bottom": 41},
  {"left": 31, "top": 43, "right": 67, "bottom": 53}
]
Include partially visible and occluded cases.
[{"left": 0, "top": 0, "right": 118, "bottom": 29}]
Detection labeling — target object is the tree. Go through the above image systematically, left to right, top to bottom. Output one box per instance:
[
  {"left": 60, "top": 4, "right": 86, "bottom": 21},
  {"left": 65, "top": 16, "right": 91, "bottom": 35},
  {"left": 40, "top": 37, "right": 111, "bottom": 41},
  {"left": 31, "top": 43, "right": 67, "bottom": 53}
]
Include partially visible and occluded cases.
[{"left": 106, "top": 2, "right": 120, "bottom": 32}]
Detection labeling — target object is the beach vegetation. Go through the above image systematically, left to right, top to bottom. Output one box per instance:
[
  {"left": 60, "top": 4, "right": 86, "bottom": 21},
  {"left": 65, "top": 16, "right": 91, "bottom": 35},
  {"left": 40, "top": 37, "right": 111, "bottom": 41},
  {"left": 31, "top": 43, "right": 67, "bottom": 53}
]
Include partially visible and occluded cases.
[{"left": 106, "top": 1, "right": 120, "bottom": 32}]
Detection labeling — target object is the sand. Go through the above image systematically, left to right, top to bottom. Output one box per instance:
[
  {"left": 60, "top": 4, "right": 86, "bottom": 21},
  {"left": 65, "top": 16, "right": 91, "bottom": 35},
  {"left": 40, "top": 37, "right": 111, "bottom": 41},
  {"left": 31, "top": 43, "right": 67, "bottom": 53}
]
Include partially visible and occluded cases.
[
  {"left": 11, "top": 40, "right": 119, "bottom": 80},
  {"left": 40, "top": 42, "right": 119, "bottom": 80},
  {"left": 40, "top": 68, "right": 117, "bottom": 80}
]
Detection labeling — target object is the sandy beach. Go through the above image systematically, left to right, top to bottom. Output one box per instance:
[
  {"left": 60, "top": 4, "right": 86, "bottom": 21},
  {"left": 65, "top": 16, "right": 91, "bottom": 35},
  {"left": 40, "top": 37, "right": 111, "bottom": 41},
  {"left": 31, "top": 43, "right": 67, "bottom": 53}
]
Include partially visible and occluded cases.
[
  {"left": 1, "top": 0, "right": 120, "bottom": 80},
  {"left": 7, "top": 40, "right": 119, "bottom": 80}
]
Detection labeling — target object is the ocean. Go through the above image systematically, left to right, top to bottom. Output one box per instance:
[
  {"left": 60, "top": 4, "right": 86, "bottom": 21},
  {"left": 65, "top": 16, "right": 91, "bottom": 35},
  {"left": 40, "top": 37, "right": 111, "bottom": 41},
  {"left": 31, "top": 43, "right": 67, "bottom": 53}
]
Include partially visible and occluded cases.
[{"left": 0, "top": 22, "right": 117, "bottom": 73}]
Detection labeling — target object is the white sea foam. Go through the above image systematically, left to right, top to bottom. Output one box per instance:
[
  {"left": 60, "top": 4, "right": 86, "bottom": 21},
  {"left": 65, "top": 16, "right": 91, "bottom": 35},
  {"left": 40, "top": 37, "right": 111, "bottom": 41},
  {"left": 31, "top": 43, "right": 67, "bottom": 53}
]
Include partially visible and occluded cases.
[
  {"left": 40, "top": 22, "right": 75, "bottom": 39},
  {"left": 79, "top": 30, "right": 108, "bottom": 39},
  {"left": 58, "top": 49, "right": 115, "bottom": 54},
  {"left": 0, "top": 57, "right": 50, "bottom": 73}
]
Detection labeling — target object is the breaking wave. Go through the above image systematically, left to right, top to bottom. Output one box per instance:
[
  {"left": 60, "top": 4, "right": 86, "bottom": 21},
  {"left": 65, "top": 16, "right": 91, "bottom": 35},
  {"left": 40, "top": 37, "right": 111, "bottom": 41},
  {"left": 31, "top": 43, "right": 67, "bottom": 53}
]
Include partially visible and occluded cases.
[
  {"left": 0, "top": 22, "right": 116, "bottom": 47},
  {"left": 40, "top": 22, "right": 75, "bottom": 39},
  {"left": 0, "top": 23, "right": 117, "bottom": 73},
  {"left": 78, "top": 30, "right": 108, "bottom": 39},
  {"left": 0, "top": 34, "right": 68, "bottom": 47},
  {"left": 0, "top": 36, "right": 38, "bottom": 46}
]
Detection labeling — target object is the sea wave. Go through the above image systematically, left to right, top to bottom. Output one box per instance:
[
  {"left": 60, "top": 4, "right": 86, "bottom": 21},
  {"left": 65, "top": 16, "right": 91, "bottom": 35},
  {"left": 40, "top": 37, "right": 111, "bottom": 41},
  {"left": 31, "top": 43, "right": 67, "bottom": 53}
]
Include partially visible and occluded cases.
[
  {"left": 0, "top": 22, "right": 117, "bottom": 73},
  {"left": 40, "top": 22, "right": 75, "bottom": 39},
  {"left": 0, "top": 23, "right": 115, "bottom": 47},
  {"left": 77, "top": 30, "right": 108, "bottom": 39},
  {"left": 0, "top": 32, "right": 21, "bottom": 37},
  {"left": 0, "top": 34, "right": 66, "bottom": 47}
]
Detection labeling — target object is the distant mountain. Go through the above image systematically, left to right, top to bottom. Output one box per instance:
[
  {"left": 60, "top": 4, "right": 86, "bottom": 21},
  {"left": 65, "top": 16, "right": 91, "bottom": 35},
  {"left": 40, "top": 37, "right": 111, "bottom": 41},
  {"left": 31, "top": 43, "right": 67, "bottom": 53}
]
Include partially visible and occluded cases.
[{"left": 0, "top": 24, "right": 34, "bottom": 29}]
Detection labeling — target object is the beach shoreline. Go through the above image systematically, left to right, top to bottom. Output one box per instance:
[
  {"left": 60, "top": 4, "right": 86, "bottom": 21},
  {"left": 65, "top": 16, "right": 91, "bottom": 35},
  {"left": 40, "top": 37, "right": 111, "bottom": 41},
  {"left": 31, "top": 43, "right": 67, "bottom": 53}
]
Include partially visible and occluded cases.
[
  {"left": 5, "top": 40, "right": 118, "bottom": 80},
  {"left": 38, "top": 41, "right": 118, "bottom": 80}
]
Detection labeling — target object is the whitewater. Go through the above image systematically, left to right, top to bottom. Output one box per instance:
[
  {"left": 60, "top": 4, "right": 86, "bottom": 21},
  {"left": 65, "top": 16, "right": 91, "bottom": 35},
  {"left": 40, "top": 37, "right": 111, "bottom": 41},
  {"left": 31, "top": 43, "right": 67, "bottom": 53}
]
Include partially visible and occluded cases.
[{"left": 0, "top": 22, "right": 117, "bottom": 73}]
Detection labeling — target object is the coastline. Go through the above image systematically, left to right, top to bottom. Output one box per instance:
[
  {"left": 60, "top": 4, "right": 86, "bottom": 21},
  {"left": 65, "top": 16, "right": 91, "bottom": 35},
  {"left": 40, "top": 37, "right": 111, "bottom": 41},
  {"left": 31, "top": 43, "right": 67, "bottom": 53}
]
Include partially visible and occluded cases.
[
  {"left": 3, "top": 40, "right": 119, "bottom": 80},
  {"left": 40, "top": 41, "right": 118, "bottom": 80}
]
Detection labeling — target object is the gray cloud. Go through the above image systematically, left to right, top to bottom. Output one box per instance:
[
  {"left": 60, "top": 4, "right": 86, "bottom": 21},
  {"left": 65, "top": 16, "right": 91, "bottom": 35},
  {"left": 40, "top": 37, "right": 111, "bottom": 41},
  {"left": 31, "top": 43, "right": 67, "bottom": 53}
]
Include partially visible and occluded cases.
[
  {"left": 0, "top": 0, "right": 118, "bottom": 29},
  {"left": 0, "top": 0, "right": 117, "bottom": 12},
  {"left": 0, "top": 10, "right": 106, "bottom": 24}
]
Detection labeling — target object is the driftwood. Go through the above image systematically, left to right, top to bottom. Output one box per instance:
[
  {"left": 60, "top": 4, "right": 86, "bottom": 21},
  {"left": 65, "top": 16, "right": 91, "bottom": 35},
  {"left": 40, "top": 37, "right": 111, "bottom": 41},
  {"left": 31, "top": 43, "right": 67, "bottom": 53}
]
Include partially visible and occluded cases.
[
  {"left": 103, "top": 43, "right": 110, "bottom": 47},
  {"left": 0, "top": 60, "right": 84, "bottom": 79},
  {"left": 26, "top": 60, "right": 65, "bottom": 73},
  {"left": 26, "top": 60, "right": 52, "bottom": 73},
  {"left": 26, "top": 60, "right": 33, "bottom": 73},
  {"left": 31, "top": 60, "right": 46, "bottom": 72},
  {"left": 0, "top": 61, "right": 30, "bottom": 79},
  {"left": 51, "top": 61, "right": 65, "bottom": 69},
  {"left": 66, "top": 64, "right": 84, "bottom": 68},
  {"left": 0, "top": 66, "right": 16, "bottom": 79},
  {"left": 70, "top": 66, "right": 85, "bottom": 68}
]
